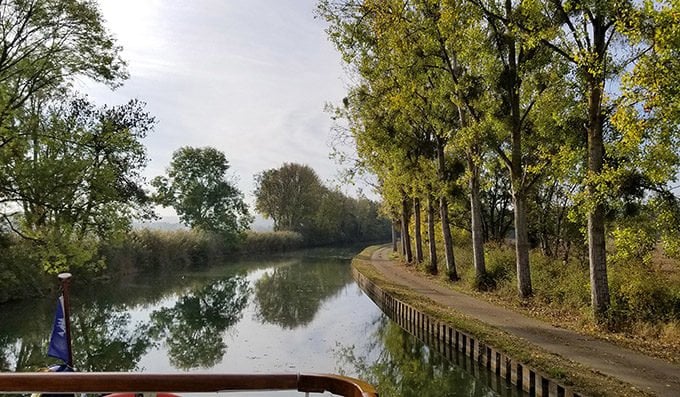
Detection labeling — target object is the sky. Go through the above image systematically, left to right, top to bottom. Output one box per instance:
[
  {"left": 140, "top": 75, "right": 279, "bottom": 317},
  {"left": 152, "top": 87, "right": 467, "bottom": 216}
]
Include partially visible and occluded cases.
[{"left": 79, "top": 0, "right": 362, "bottom": 219}]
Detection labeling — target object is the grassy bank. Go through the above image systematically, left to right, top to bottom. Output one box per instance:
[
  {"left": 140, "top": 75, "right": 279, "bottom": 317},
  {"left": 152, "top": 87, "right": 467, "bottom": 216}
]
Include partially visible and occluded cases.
[
  {"left": 0, "top": 228, "right": 306, "bottom": 303},
  {"left": 100, "top": 229, "right": 307, "bottom": 274},
  {"left": 443, "top": 242, "right": 680, "bottom": 364},
  {"left": 352, "top": 246, "right": 653, "bottom": 397}
]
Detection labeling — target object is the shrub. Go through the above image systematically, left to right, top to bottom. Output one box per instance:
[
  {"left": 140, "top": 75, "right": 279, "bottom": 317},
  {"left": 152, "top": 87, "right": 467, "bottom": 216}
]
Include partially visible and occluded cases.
[
  {"left": 239, "top": 231, "right": 304, "bottom": 254},
  {"left": 484, "top": 244, "right": 515, "bottom": 287},
  {"left": 530, "top": 253, "right": 590, "bottom": 311},
  {"left": 609, "top": 263, "right": 680, "bottom": 325}
]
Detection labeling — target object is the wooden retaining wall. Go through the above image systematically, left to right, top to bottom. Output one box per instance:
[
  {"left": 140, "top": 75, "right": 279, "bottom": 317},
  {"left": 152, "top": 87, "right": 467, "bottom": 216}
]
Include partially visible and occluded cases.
[{"left": 353, "top": 267, "right": 586, "bottom": 397}]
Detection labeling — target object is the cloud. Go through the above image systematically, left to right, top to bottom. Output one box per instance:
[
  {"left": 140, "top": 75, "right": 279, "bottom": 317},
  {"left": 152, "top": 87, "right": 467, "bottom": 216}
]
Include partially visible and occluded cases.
[{"left": 80, "top": 0, "right": 374, "bottom": 218}]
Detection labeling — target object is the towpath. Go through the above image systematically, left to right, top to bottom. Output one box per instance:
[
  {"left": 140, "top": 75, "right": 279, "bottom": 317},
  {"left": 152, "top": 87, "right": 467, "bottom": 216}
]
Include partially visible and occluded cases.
[{"left": 366, "top": 247, "right": 680, "bottom": 397}]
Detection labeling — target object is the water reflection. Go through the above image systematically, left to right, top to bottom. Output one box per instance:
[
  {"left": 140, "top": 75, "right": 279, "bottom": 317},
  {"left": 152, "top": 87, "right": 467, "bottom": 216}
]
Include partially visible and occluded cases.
[
  {"left": 0, "top": 248, "right": 524, "bottom": 397},
  {"left": 254, "top": 258, "right": 352, "bottom": 329},
  {"left": 150, "top": 276, "right": 250, "bottom": 369},
  {"left": 0, "top": 300, "right": 150, "bottom": 372},
  {"left": 72, "top": 304, "right": 152, "bottom": 371},
  {"left": 337, "top": 316, "right": 524, "bottom": 397}
]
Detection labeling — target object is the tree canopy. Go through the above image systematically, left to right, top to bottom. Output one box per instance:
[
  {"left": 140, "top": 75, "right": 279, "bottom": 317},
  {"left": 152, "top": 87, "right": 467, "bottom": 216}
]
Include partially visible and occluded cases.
[
  {"left": 0, "top": 0, "right": 140, "bottom": 274},
  {"left": 319, "top": 0, "right": 680, "bottom": 323},
  {"left": 0, "top": 95, "right": 154, "bottom": 273},
  {"left": 152, "top": 146, "right": 252, "bottom": 243},
  {"left": 254, "top": 163, "right": 389, "bottom": 245}
]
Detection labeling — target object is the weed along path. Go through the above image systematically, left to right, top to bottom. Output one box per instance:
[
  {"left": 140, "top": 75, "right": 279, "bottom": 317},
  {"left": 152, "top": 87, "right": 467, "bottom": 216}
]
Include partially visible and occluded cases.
[{"left": 364, "top": 246, "right": 680, "bottom": 397}]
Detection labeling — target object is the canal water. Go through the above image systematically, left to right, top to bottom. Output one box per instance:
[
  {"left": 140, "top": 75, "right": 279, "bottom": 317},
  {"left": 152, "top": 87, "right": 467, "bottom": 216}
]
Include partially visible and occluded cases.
[{"left": 0, "top": 246, "right": 526, "bottom": 396}]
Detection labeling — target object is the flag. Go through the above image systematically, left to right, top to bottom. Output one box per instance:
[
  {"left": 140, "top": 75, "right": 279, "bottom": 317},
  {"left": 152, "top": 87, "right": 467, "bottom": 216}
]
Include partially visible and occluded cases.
[{"left": 47, "top": 295, "right": 69, "bottom": 363}]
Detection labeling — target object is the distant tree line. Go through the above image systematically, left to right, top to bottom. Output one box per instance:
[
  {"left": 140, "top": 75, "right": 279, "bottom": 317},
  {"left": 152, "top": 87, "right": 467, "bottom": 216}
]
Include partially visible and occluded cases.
[{"left": 254, "top": 163, "right": 390, "bottom": 246}]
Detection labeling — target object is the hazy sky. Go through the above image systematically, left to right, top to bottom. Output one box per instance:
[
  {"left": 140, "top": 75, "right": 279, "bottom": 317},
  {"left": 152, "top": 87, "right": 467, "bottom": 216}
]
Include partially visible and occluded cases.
[{"left": 80, "top": 1, "right": 357, "bottom": 218}]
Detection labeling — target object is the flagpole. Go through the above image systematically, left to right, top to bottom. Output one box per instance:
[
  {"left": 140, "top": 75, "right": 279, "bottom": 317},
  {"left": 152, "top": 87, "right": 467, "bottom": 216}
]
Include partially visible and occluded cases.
[{"left": 58, "top": 272, "right": 73, "bottom": 369}]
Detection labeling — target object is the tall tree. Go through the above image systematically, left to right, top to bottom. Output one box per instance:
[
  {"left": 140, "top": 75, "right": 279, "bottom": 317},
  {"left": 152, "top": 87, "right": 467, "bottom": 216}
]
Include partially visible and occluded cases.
[
  {"left": 524, "top": 0, "right": 676, "bottom": 321},
  {"left": 152, "top": 147, "right": 251, "bottom": 242},
  {"left": 254, "top": 163, "right": 325, "bottom": 233}
]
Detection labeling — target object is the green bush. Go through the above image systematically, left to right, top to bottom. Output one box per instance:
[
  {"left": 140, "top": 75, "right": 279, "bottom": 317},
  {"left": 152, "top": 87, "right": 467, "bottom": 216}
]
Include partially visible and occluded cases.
[
  {"left": 485, "top": 245, "right": 515, "bottom": 285},
  {"left": 530, "top": 253, "right": 590, "bottom": 311},
  {"left": 609, "top": 263, "right": 680, "bottom": 325}
]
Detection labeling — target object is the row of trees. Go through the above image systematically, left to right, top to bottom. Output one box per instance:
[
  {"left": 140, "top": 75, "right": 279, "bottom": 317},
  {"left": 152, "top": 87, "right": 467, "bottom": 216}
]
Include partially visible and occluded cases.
[
  {"left": 318, "top": 0, "right": 680, "bottom": 322},
  {"left": 254, "top": 163, "right": 390, "bottom": 245}
]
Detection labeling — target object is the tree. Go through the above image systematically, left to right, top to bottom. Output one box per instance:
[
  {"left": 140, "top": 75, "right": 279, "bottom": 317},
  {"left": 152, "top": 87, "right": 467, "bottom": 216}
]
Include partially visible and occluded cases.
[
  {"left": 0, "top": 0, "right": 127, "bottom": 145},
  {"left": 0, "top": 0, "right": 130, "bottom": 273},
  {"left": 319, "top": 0, "right": 472, "bottom": 280},
  {"left": 512, "top": 0, "right": 680, "bottom": 321},
  {"left": 0, "top": 96, "right": 155, "bottom": 273},
  {"left": 152, "top": 147, "right": 251, "bottom": 242},
  {"left": 254, "top": 163, "right": 325, "bottom": 233},
  {"left": 254, "top": 163, "right": 389, "bottom": 245}
]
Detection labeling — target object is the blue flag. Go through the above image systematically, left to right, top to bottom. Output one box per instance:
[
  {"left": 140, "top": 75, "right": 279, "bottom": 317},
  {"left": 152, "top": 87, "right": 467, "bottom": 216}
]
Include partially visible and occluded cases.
[{"left": 47, "top": 295, "right": 69, "bottom": 363}]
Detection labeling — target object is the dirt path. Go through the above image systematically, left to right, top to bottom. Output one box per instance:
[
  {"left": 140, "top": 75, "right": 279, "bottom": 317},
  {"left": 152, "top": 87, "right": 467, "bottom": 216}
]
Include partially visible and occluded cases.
[{"left": 368, "top": 247, "right": 680, "bottom": 397}]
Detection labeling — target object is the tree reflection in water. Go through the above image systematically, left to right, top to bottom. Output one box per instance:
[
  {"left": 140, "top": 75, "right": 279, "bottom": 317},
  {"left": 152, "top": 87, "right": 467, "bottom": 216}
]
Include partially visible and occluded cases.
[
  {"left": 254, "top": 258, "right": 352, "bottom": 329},
  {"left": 149, "top": 276, "right": 250, "bottom": 369},
  {"left": 0, "top": 300, "right": 152, "bottom": 372},
  {"left": 71, "top": 304, "right": 152, "bottom": 371},
  {"left": 337, "top": 316, "right": 519, "bottom": 397}
]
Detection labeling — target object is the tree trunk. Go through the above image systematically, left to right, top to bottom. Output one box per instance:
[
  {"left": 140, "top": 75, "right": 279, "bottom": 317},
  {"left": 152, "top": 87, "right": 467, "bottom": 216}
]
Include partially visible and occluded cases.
[
  {"left": 505, "top": 3, "right": 532, "bottom": 298},
  {"left": 587, "top": 17, "right": 610, "bottom": 323},
  {"left": 587, "top": 79, "right": 610, "bottom": 321},
  {"left": 435, "top": 136, "right": 457, "bottom": 281},
  {"left": 468, "top": 152, "right": 486, "bottom": 285},
  {"left": 513, "top": 191, "right": 532, "bottom": 297},
  {"left": 427, "top": 193, "right": 438, "bottom": 274},
  {"left": 401, "top": 195, "right": 413, "bottom": 263},
  {"left": 440, "top": 196, "right": 458, "bottom": 280},
  {"left": 413, "top": 197, "right": 424, "bottom": 264},
  {"left": 391, "top": 221, "right": 398, "bottom": 252}
]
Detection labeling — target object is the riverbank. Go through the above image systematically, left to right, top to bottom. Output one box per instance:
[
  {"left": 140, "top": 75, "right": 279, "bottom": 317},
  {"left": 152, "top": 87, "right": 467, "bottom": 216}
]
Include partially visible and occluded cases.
[{"left": 353, "top": 246, "right": 680, "bottom": 397}]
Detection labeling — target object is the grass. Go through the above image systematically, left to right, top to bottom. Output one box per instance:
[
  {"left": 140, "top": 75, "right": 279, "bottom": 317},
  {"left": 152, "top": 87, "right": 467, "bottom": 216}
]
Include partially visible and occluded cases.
[
  {"left": 437, "top": 242, "right": 680, "bottom": 365},
  {"left": 352, "top": 246, "right": 653, "bottom": 397}
]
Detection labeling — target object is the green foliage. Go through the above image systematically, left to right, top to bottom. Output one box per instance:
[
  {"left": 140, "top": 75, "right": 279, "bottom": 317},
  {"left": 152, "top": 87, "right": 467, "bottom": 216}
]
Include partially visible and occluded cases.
[
  {"left": 0, "top": 0, "right": 127, "bottom": 130},
  {"left": 321, "top": 0, "right": 680, "bottom": 320},
  {"left": 0, "top": 96, "right": 155, "bottom": 273},
  {"left": 152, "top": 147, "right": 252, "bottom": 243},
  {"left": 254, "top": 163, "right": 390, "bottom": 245},
  {"left": 254, "top": 163, "right": 325, "bottom": 232},
  {"left": 611, "top": 223, "right": 657, "bottom": 267},
  {"left": 0, "top": 233, "right": 48, "bottom": 303},
  {"left": 474, "top": 244, "right": 680, "bottom": 327},
  {"left": 484, "top": 245, "right": 515, "bottom": 286},
  {"left": 530, "top": 255, "right": 591, "bottom": 312},
  {"left": 609, "top": 263, "right": 680, "bottom": 325}
]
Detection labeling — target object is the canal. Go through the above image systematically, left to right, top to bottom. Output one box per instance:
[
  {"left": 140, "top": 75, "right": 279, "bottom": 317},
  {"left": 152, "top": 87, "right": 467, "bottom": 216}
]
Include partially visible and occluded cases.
[{"left": 0, "top": 246, "right": 526, "bottom": 396}]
